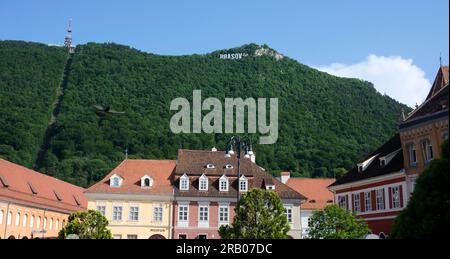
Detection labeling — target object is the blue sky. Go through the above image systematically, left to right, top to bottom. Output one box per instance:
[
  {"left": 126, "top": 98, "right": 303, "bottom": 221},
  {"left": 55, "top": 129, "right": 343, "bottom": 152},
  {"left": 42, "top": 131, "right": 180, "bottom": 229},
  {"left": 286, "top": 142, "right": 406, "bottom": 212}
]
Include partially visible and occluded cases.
[{"left": 0, "top": 0, "right": 448, "bottom": 106}]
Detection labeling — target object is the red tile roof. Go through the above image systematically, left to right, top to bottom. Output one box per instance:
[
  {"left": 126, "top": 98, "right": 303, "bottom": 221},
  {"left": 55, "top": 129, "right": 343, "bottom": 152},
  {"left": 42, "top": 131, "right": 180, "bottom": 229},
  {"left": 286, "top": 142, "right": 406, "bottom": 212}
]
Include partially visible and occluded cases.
[
  {"left": 174, "top": 150, "right": 305, "bottom": 200},
  {"left": 0, "top": 159, "right": 87, "bottom": 214},
  {"left": 85, "top": 160, "right": 176, "bottom": 195},
  {"left": 286, "top": 178, "right": 335, "bottom": 210}
]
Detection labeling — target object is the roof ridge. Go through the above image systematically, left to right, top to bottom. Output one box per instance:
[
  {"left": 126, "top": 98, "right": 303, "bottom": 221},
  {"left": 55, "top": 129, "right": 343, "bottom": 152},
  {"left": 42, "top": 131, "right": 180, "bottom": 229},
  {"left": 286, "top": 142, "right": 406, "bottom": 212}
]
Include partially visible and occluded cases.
[{"left": 0, "top": 159, "right": 85, "bottom": 191}]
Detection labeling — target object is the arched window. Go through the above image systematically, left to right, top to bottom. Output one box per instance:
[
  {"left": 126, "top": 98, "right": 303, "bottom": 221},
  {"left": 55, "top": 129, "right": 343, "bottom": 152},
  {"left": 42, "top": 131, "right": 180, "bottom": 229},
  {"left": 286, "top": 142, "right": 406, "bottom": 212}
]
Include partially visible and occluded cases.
[
  {"left": 110, "top": 174, "right": 123, "bottom": 187},
  {"left": 141, "top": 175, "right": 153, "bottom": 188},
  {"left": 0, "top": 210, "right": 3, "bottom": 225},
  {"left": 7, "top": 211, "right": 12, "bottom": 225},
  {"left": 15, "top": 212, "right": 20, "bottom": 226},
  {"left": 23, "top": 214, "right": 27, "bottom": 227},
  {"left": 30, "top": 215, "right": 34, "bottom": 228},
  {"left": 37, "top": 216, "right": 41, "bottom": 229},
  {"left": 43, "top": 217, "right": 47, "bottom": 230},
  {"left": 50, "top": 218, "right": 53, "bottom": 230},
  {"left": 56, "top": 219, "right": 60, "bottom": 230},
  {"left": 62, "top": 220, "right": 66, "bottom": 228}
]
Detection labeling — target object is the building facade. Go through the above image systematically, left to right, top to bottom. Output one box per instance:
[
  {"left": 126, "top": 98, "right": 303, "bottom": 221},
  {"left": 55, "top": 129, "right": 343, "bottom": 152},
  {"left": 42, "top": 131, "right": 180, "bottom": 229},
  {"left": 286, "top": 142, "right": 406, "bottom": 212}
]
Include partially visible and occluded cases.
[
  {"left": 328, "top": 66, "right": 449, "bottom": 237},
  {"left": 400, "top": 66, "right": 449, "bottom": 197},
  {"left": 328, "top": 134, "right": 407, "bottom": 237},
  {"left": 172, "top": 149, "right": 306, "bottom": 239},
  {"left": 0, "top": 159, "right": 87, "bottom": 239},
  {"left": 85, "top": 160, "right": 176, "bottom": 239},
  {"left": 283, "top": 173, "right": 335, "bottom": 238}
]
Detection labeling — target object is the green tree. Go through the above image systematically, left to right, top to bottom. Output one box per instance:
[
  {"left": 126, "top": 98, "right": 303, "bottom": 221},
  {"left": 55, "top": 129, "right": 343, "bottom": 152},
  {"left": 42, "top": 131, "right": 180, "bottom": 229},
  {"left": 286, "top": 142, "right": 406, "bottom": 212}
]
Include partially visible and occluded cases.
[
  {"left": 391, "top": 140, "right": 449, "bottom": 239},
  {"left": 219, "top": 188, "right": 290, "bottom": 239},
  {"left": 308, "top": 205, "right": 369, "bottom": 239},
  {"left": 58, "top": 210, "right": 113, "bottom": 239}
]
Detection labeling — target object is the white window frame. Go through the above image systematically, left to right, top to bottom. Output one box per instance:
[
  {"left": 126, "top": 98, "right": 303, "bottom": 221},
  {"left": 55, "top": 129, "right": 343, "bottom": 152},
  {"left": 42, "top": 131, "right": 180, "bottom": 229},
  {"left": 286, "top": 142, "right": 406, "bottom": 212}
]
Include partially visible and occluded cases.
[
  {"left": 421, "top": 139, "right": 433, "bottom": 164},
  {"left": 407, "top": 142, "right": 417, "bottom": 167},
  {"left": 110, "top": 174, "right": 123, "bottom": 188},
  {"left": 180, "top": 174, "right": 189, "bottom": 191},
  {"left": 199, "top": 174, "right": 208, "bottom": 191},
  {"left": 141, "top": 175, "right": 153, "bottom": 188},
  {"left": 219, "top": 175, "right": 229, "bottom": 192},
  {"left": 239, "top": 175, "right": 248, "bottom": 192},
  {"left": 392, "top": 186, "right": 401, "bottom": 209},
  {"left": 376, "top": 189, "right": 385, "bottom": 210},
  {"left": 364, "top": 192, "right": 372, "bottom": 212},
  {"left": 353, "top": 194, "right": 360, "bottom": 212},
  {"left": 338, "top": 196, "right": 347, "bottom": 209},
  {"left": 218, "top": 204, "right": 229, "bottom": 225},
  {"left": 96, "top": 205, "right": 106, "bottom": 216},
  {"left": 129, "top": 205, "right": 139, "bottom": 221},
  {"left": 178, "top": 205, "right": 189, "bottom": 227},
  {"left": 198, "top": 205, "right": 209, "bottom": 228},
  {"left": 112, "top": 206, "right": 123, "bottom": 221},
  {"left": 284, "top": 206, "right": 293, "bottom": 224},
  {"left": 153, "top": 207, "right": 163, "bottom": 222},
  {"left": 0, "top": 210, "right": 3, "bottom": 225}
]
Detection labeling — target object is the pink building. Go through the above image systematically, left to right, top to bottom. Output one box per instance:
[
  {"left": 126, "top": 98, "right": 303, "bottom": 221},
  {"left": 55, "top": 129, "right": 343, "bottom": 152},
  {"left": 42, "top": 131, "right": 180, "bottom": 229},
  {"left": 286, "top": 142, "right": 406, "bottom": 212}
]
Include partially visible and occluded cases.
[{"left": 172, "top": 149, "right": 305, "bottom": 239}]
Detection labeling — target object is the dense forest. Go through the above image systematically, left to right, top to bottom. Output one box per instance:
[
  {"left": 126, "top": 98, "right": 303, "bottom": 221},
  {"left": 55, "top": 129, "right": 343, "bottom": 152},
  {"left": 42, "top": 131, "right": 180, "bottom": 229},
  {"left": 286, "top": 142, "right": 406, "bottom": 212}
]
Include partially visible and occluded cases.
[{"left": 0, "top": 41, "right": 410, "bottom": 187}]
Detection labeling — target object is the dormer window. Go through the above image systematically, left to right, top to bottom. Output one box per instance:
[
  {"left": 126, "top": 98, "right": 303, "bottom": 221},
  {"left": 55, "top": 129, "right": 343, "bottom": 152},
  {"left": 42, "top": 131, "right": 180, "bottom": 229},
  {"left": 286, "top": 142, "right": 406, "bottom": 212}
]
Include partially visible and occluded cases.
[
  {"left": 357, "top": 154, "right": 378, "bottom": 173},
  {"left": 380, "top": 159, "right": 386, "bottom": 167},
  {"left": 206, "top": 164, "right": 215, "bottom": 169},
  {"left": 225, "top": 164, "right": 233, "bottom": 169},
  {"left": 110, "top": 174, "right": 123, "bottom": 188},
  {"left": 180, "top": 174, "right": 189, "bottom": 191},
  {"left": 199, "top": 174, "right": 208, "bottom": 191},
  {"left": 141, "top": 175, "right": 153, "bottom": 188},
  {"left": 219, "top": 175, "right": 229, "bottom": 192},
  {"left": 239, "top": 175, "right": 248, "bottom": 192}
]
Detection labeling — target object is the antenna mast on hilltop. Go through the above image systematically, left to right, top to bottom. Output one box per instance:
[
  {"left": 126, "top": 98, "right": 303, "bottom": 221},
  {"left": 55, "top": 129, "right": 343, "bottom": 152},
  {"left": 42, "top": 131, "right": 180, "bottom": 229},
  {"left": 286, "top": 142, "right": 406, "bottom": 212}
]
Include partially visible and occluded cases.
[{"left": 64, "top": 19, "right": 75, "bottom": 54}]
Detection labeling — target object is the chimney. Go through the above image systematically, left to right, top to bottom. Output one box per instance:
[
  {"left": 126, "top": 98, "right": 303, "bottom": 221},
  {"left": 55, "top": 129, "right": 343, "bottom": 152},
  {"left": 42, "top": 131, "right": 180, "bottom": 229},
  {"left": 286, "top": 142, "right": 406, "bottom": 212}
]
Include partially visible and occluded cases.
[
  {"left": 251, "top": 153, "right": 256, "bottom": 163},
  {"left": 281, "top": 172, "right": 290, "bottom": 184}
]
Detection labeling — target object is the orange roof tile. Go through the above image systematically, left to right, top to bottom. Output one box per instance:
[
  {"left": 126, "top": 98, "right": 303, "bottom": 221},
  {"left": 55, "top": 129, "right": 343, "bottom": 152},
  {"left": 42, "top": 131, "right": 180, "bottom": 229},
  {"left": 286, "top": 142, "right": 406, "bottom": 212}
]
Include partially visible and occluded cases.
[
  {"left": 0, "top": 159, "right": 87, "bottom": 214},
  {"left": 85, "top": 160, "right": 176, "bottom": 195},
  {"left": 286, "top": 178, "right": 335, "bottom": 210}
]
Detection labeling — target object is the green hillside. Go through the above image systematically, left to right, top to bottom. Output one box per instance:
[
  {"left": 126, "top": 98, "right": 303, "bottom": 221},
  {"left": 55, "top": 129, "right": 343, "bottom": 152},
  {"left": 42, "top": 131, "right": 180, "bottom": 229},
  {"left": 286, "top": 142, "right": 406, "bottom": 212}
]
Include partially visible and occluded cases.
[
  {"left": 0, "top": 41, "right": 409, "bottom": 187},
  {"left": 0, "top": 41, "right": 67, "bottom": 168}
]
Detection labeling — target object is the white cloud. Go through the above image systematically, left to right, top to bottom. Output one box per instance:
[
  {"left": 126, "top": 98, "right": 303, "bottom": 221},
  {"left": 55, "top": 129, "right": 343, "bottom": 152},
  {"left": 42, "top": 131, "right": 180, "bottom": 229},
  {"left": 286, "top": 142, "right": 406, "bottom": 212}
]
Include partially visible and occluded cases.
[{"left": 315, "top": 55, "right": 431, "bottom": 107}]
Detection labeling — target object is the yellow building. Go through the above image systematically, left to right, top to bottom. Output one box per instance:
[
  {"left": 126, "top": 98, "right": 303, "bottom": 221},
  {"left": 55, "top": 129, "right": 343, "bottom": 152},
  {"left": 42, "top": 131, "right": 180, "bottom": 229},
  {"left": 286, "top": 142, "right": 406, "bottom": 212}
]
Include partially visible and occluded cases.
[
  {"left": 0, "top": 159, "right": 87, "bottom": 239},
  {"left": 84, "top": 160, "right": 176, "bottom": 239}
]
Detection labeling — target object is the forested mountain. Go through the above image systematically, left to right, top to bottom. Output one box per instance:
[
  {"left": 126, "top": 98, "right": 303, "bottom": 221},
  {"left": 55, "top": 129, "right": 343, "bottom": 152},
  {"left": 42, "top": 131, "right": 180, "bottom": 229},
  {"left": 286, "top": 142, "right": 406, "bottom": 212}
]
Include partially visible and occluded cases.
[{"left": 0, "top": 41, "right": 410, "bottom": 187}]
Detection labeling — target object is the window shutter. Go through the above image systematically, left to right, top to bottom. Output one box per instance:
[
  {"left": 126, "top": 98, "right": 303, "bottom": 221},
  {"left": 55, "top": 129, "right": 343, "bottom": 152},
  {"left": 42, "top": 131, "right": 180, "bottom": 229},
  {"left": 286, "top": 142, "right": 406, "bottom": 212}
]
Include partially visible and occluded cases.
[
  {"left": 399, "top": 185, "right": 404, "bottom": 207},
  {"left": 388, "top": 187, "right": 393, "bottom": 209},
  {"left": 371, "top": 190, "right": 376, "bottom": 211},
  {"left": 383, "top": 190, "right": 386, "bottom": 209},
  {"left": 360, "top": 192, "right": 365, "bottom": 212},
  {"left": 346, "top": 195, "right": 349, "bottom": 210}
]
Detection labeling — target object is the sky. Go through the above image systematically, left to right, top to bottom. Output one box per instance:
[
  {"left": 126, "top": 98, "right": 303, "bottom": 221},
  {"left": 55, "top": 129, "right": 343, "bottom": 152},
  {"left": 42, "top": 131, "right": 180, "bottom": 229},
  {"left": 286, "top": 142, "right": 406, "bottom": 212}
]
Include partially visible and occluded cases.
[{"left": 0, "top": 0, "right": 448, "bottom": 107}]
